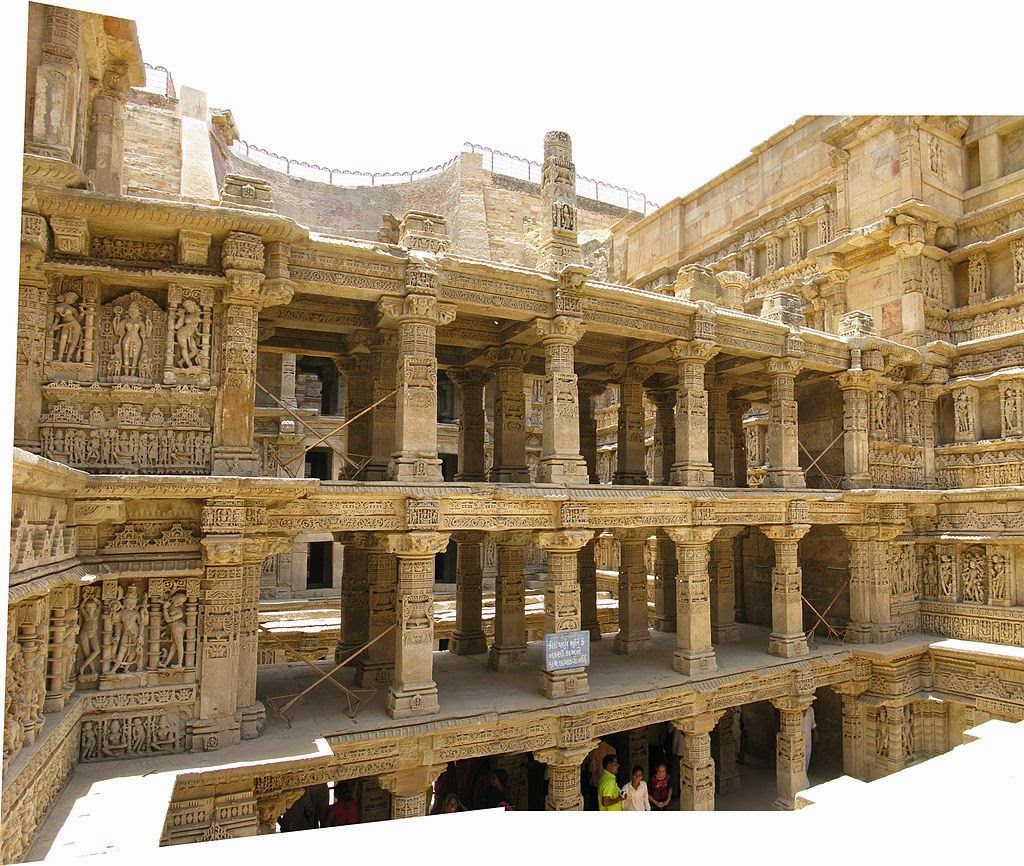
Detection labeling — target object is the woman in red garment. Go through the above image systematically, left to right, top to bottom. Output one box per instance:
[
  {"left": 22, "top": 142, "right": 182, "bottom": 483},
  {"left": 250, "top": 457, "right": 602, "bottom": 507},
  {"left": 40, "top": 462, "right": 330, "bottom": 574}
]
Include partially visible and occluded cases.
[{"left": 327, "top": 782, "right": 358, "bottom": 826}]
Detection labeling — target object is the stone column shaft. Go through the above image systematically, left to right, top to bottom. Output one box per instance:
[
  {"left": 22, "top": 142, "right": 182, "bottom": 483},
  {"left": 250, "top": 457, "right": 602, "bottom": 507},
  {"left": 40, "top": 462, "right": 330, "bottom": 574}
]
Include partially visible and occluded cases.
[
  {"left": 85, "top": 64, "right": 129, "bottom": 195},
  {"left": 537, "top": 317, "right": 589, "bottom": 484},
  {"left": 363, "top": 333, "right": 397, "bottom": 480},
  {"left": 670, "top": 341, "right": 717, "bottom": 486},
  {"left": 490, "top": 348, "right": 529, "bottom": 482},
  {"left": 280, "top": 352, "right": 297, "bottom": 408},
  {"left": 764, "top": 359, "right": 805, "bottom": 489},
  {"left": 613, "top": 369, "right": 648, "bottom": 484},
  {"left": 451, "top": 370, "right": 487, "bottom": 481},
  {"left": 837, "top": 371, "right": 873, "bottom": 489},
  {"left": 708, "top": 381, "right": 735, "bottom": 487},
  {"left": 579, "top": 382, "right": 602, "bottom": 484},
  {"left": 650, "top": 389, "right": 676, "bottom": 485},
  {"left": 763, "top": 524, "right": 810, "bottom": 658},
  {"left": 841, "top": 525, "right": 878, "bottom": 644},
  {"left": 667, "top": 527, "right": 719, "bottom": 675},
  {"left": 536, "top": 530, "right": 593, "bottom": 697},
  {"left": 612, "top": 531, "right": 652, "bottom": 655},
  {"left": 710, "top": 531, "right": 740, "bottom": 643},
  {"left": 385, "top": 532, "right": 449, "bottom": 718},
  {"left": 451, "top": 534, "right": 486, "bottom": 655},
  {"left": 489, "top": 534, "right": 528, "bottom": 669},
  {"left": 653, "top": 534, "right": 678, "bottom": 633},
  {"left": 578, "top": 539, "right": 601, "bottom": 640},
  {"left": 339, "top": 542, "right": 370, "bottom": 660},
  {"left": 355, "top": 548, "right": 397, "bottom": 686},
  {"left": 840, "top": 691, "right": 869, "bottom": 781},
  {"left": 772, "top": 697, "right": 814, "bottom": 810},
  {"left": 716, "top": 708, "right": 741, "bottom": 793},
  {"left": 674, "top": 713, "right": 720, "bottom": 811},
  {"left": 535, "top": 748, "right": 590, "bottom": 811},
  {"left": 380, "top": 766, "right": 446, "bottom": 820}
]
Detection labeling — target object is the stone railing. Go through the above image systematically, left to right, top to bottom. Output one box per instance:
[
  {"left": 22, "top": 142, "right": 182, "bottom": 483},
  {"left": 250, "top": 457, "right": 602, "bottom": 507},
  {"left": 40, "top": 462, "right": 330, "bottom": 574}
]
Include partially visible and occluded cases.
[
  {"left": 947, "top": 295, "right": 1024, "bottom": 343},
  {"left": 936, "top": 439, "right": 1024, "bottom": 487},
  {"left": 868, "top": 442, "right": 926, "bottom": 489}
]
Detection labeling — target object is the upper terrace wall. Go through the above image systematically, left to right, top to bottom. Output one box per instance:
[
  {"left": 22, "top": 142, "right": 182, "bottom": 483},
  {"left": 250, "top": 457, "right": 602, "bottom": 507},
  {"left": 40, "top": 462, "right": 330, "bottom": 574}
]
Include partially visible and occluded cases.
[{"left": 123, "top": 90, "right": 182, "bottom": 197}]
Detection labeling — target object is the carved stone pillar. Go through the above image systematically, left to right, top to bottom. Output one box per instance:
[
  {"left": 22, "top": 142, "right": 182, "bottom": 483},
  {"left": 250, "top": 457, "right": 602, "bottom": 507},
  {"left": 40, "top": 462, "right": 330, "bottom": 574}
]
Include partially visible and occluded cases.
[
  {"left": 27, "top": 7, "right": 83, "bottom": 162},
  {"left": 85, "top": 62, "right": 130, "bottom": 194},
  {"left": 537, "top": 130, "right": 582, "bottom": 273},
  {"left": 16, "top": 214, "right": 49, "bottom": 451},
  {"left": 889, "top": 219, "right": 927, "bottom": 346},
  {"left": 214, "top": 234, "right": 290, "bottom": 476},
  {"left": 379, "top": 264, "right": 456, "bottom": 481},
  {"left": 716, "top": 271, "right": 749, "bottom": 312},
  {"left": 536, "top": 315, "right": 589, "bottom": 484},
  {"left": 363, "top": 332, "right": 398, "bottom": 480},
  {"left": 670, "top": 340, "right": 718, "bottom": 486},
  {"left": 489, "top": 347, "right": 529, "bottom": 482},
  {"left": 280, "top": 351, "right": 297, "bottom": 408},
  {"left": 341, "top": 355, "right": 372, "bottom": 475},
  {"left": 764, "top": 358, "right": 805, "bottom": 489},
  {"left": 613, "top": 366, "right": 649, "bottom": 484},
  {"left": 450, "top": 369, "right": 487, "bottom": 481},
  {"left": 837, "top": 370, "right": 874, "bottom": 489},
  {"left": 708, "top": 377, "right": 734, "bottom": 487},
  {"left": 998, "top": 379, "right": 1023, "bottom": 438},
  {"left": 579, "top": 381, "right": 602, "bottom": 483},
  {"left": 921, "top": 384, "right": 941, "bottom": 487},
  {"left": 649, "top": 389, "right": 676, "bottom": 485},
  {"left": 730, "top": 397, "right": 749, "bottom": 488},
  {"left": 196, "top": 498, "right": 248, "bottom": 750},
  {"left": 762, "top": 523, "right": 810, "bottom": 658},
  {"left": 840, "top": 525, "right": 879, "bottom": 644},
  {"left": 871, "top": 526, "right": 900, "bottom": 643},
  {"left": 666, "top": 527, "right": 718, "bottom": 675},
  {"left": 612, "top": 529, "right": 652, "bottom": 655},
  {"left": 710, "top": 529, "right": 741, "bottom": 643},
  {"left": 536, "top": 530, "right": 594, "bottom": 697},
  {"left": 385, "top": 532, "right": 449, "bottom": 718},
  {"left": 451, "top": 532, "right": 487, "bottom": 655},
  {"left": 489, "top": 532, "right": 529, "bottom": 670},
  {"left": 653, "top": 533, "right": 678, "bottom": 633},
  {"left": 338, "top": 538, "right": 370, "bottom": 660},
  {"left": 578, "top": 539, "right": 601, "bottom": 640},
  {"left": 237, "top": 540, "right": 267, "bottom": 740},
  {"left": 355, "top": 540, "right": 396, "bottom": 687},
  {"left": 43, "top": 585, "right": 77, "bottom": 712},
  {"left": 15, "top": 598, "right": 48, "bottom": 746},
  {"left": 835, "top": 687, "right": 869, "bottom": 781},
  {"left": 771, "top": 695, "right": 814, "bottom": 810},
  {"left": 716, "top": 708, "right": 741, "bottom": 794},
  {"left": 673, "top": 712, "right": 720, "bottom": 811},
  {"left": 534, "top": 748, "right": 590, "bottom": 810},
  {"left": 379, "top": 766, "right": 446, "bottom": 820}
]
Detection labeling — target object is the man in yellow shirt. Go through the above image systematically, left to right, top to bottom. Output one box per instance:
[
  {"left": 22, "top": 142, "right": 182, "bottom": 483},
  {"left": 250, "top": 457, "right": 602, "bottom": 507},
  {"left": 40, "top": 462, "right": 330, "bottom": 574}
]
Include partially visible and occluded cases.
[{"left": 598, "top": 754, "right": 626, "bottom": 811}]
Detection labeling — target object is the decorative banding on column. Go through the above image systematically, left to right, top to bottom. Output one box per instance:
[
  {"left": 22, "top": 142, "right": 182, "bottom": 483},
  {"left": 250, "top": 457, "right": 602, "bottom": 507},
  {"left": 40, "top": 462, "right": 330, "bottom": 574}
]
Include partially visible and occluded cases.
[
  {"left": 670, "top": 340, "right": 718, "bottom": 487},
  {"left": 762, "top": 523, "right": 810, "bottom": 658},
  {"left": 665, "top": 526, "right": 719, "bottom": 676},
  {"left": 612, "top": 528, "right": 652, "bottom": 655},
  {"left": 450, "top": 531, "right": 487, "bottom": 655},
  {"left": 489, "top": 531, "right": 530, "bottom": 670}
]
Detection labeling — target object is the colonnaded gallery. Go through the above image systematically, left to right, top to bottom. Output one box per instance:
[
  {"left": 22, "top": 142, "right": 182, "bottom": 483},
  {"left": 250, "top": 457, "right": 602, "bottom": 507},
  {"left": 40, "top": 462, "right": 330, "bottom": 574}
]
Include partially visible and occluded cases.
[{"left": 5, "top": 2, "right": 1024, "bottom": 860}]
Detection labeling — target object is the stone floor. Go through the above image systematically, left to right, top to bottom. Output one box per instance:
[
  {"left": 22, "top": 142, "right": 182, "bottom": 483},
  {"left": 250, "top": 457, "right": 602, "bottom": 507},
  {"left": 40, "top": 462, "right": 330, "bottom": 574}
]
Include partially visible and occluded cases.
[{"left": 33, "top": 625, "right": 956, "bottom": 860}]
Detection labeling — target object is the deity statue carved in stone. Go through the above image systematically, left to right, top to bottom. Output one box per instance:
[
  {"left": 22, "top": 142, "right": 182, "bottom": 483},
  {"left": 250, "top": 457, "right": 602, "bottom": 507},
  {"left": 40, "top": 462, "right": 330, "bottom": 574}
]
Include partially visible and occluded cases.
[
  {"left": 53, "top": 290, "right": 83, "bottom": 363},
  {"left": 172, "top": 299, "right": 203, "bottom": 369},
  {"left": 111, "top": 302, "right": 152, "bottom": 377},
  {"left": 961, "top": 549, "right": 985, "bottom": 603},
  {"left": 78, "top": 587, "right": 101, "bottom": 676},
  {"left": 161, "top": 590, "right": 187, "bottom": 668}
]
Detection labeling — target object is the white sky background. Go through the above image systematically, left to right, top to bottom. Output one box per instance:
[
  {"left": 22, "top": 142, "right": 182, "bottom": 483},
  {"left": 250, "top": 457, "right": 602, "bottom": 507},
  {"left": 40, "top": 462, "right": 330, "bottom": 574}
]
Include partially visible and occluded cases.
[{"left": 9, "top": 0, "right": 1019, "bottom": 207}]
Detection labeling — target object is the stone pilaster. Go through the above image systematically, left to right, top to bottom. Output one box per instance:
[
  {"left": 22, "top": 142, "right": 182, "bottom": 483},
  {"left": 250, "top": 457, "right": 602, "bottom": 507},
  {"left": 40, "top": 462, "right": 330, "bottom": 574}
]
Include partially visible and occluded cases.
[
  {"left": 27, "top": 7, "right": 83, "bottom": 162},
  {"left": 85, "top": 62, "right": 130, "bottom": 194},
  {"left": 537, "top": 131, "right": 582, "bottom": 273},
  {"left": 16, "top": 213, "right": 48, "bottom": 451},
  {"left": 889, "top": 218, "right": 927, "bottom": 346},
  {"left": 968, "top": 251, "right": 988, "bottom": 306},
  {"left": 379, "top": 263, "right": 456, "bottom": 481},
  {"left": 535, "top": 315, "right": 589, "bottom": 484},
  {"left": 363, "top": 331, "right": 398, "bottom": 480},
  {"left": 670, "top": 340, "right": 718, "bottom": 486},
  {"left": 489, "top": 347, "right": 530, "bottom": 482},
  {"left": 280, "top": 351, "right": 297, "bottom": 408},
  {"left": 342, "top": 354, "right": 373, "bottom": 474},
  {"left": 763, "top": 358, "right": 805, "bottom": 489},
  {"left": 612, "top": 365, "right": 649, "bottom": 484},
  {"left": 450, "top": 369, "right": 487, "bottom": 481},
  {"left": 837, "top": 370, "right": 874, "bottom": 489},
  {"left": 578, "top": 381, "right": 603, "bottom": 483},
  {"left": 921, "top": 385, "right": 941, "bottom": 487},
  {"left": 649, "top": 389, "right": 676, "bottom": 485},
  {"left": 730, "top": 397, "right": 749, "bottom": 488},
  {"left": 762, "top": 523, "right": 810, "bottom": 658},
  {"left": 840, "top": 525, "right": 879, "bottom": 644},
  {"left": 871, "top": 526, "right": 900, "bottom": 643},
  {"left": 666, "top": 527, "right": 718, "bottom": 675},
  {"left": 612, "top": 529, "right": 652, "bottom": 655},
  {"left": 710, "top": 529, "right": 741, "bottom": 643},
  {"left": 536, "top": 530, "right": 594, "bottom": 697},
  {"left": 489, "top": 531, "right": 529, "bottom": 670},
  {"left": 385, "top": 532, "right": 449, "bottom": 718},
  {"left": 450, "top": 532, "right": 487, "bottom": 655},
  {"left": 653, "top": 533, "right": 678, "bottom": 633},
  {"left": 237, "top": 534, "right": 269, "bottom": 740},
  {"left": 355, "top": 539, "right": 397, "bottom": 687},
  {"left": 578, "top": 539, "right": 601, "bottom": 640},
  {"left": 43, "top": 585, "right": 77, "bottom": 712},
  {"left": 835, "top": 686, "right": 869, "bottom": 781},
  {"left": 771, "top": 695, "right": 814, "bottom": 810},
  {"left": 716, "top": 708, "right": 741, "bottom": 793},
  {"left": 673, "top": 712, "right": 720, "bottom": 810},
  {"left": 534, "top": 748, "right": 591, "bottom": 810},
  {"left": 379, "top": 766, "right": 446, "bottom": 820}
]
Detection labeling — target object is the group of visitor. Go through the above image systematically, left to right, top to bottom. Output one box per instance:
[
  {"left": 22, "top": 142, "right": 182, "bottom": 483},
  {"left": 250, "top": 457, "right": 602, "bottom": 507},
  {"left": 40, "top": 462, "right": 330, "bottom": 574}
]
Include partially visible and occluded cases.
[
  {"left": 595, "top": 754, "right": 673, "bottom": 811},
  {"left": 431, "top": 765, "right": 516, "bottom": 813},
  {"left": 277, "top": 781, "right": 359, "bottom": 831}
]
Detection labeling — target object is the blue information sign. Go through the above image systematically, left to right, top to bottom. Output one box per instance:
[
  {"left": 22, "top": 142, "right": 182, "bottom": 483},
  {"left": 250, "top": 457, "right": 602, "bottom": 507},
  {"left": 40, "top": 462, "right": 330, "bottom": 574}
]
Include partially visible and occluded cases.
[{"left": 544, "top": 630, "right": 590, "bottom": 672}]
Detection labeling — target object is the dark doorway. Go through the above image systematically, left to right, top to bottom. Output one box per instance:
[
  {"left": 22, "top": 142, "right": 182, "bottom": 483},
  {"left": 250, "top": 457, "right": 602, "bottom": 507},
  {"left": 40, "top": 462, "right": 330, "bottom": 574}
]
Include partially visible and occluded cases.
[{"left": 306, "top": 541, "right": 333, "bottom": 589}]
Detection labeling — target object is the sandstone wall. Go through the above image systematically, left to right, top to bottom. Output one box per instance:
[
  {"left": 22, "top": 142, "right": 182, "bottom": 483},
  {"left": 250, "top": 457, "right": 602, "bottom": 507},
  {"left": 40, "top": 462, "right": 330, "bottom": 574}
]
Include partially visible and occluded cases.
[{"left": 123, "top": 90, "right": 181, "bottom": 196}]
